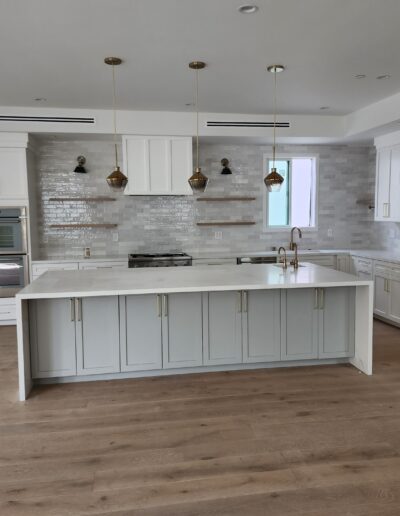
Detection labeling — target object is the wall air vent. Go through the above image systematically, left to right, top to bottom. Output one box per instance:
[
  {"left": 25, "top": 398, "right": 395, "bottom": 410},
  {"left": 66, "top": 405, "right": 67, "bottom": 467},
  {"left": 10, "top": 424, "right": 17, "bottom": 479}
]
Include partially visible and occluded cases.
[
  {"left": 0, "top": 115, "right": 95, "bottom": 124},
  {"left": 207, "top": 121, "right": 290, "bottom": 128}
]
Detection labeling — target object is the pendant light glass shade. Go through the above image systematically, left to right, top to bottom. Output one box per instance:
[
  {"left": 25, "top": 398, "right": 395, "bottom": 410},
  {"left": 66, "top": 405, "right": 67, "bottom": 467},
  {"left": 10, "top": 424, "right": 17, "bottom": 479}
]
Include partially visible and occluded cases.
[
  {"left": 104, "top": 57, "right": 128, "bottom": 191},
  {"left": 188, "top": 61, "right": 208, "bottom": 193},
  {"left": 264, "top": 64, "right": 285, "bottom": 192},
  {"left": 106, "top": 165, "right": 128, "bottom": 190},
  {"left": 188, "top": 167, "right": 209, "bottom": 191},
  {"left": 264, "top": 167, "right": 284, "bottom": 192}
]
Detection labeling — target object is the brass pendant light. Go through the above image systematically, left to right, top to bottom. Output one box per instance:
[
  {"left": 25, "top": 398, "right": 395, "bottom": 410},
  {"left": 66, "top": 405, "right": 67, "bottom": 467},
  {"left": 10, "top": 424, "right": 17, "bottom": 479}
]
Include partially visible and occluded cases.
[
  {"left": 104, "top": 57, "right": 128, "bottom": 190},
  {"left": 188, "top": 61, "right": 209, "bottom": 192},
  {"left": 264, "top": 64, "right": 285, "bottom": 192}
]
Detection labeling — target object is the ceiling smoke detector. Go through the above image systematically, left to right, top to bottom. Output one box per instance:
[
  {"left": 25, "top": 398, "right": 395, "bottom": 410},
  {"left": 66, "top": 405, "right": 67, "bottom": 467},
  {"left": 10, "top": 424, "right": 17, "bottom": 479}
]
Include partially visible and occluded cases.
[{"left": 238, "top": 5, "right": 258, "bottom": 14}]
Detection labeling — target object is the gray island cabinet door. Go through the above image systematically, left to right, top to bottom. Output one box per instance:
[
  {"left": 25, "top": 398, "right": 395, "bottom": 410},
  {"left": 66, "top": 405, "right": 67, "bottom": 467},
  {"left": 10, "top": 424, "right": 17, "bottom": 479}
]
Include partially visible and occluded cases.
[
  {"left": 319, "top": 287, "right": 355, "bottom": 358},
  {"left": 281, "top": 289, "right": 319, "bottom": 360},
  {"left": 242, "top": 290, "right": 281, "bottom": 363},
  {"left": 203, "top": 291, "right": 242, "bottom": 365},
  {"left": 162, "top": 293, "right": 203, "bottom": 368},
  {"left": 120, "top": 295, "right": 162, "bottom": 372},
  {"left": 76, "top": 296, "right": 120, "bottom": 375},
  {"left": 30, "top": 298, "right": 77, "bottom": 378}
]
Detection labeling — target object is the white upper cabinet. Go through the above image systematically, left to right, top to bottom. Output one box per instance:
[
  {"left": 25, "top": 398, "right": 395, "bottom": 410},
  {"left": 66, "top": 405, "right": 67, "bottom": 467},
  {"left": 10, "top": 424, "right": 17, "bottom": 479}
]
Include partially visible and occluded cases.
[
  {"left": 0, "top": 133, "right": 30, "bottom": 202},
  {"left": 122, "top": 136, "right": 193, "bottom": 195},
  {"left": 375, "top": 145, "right": 400, "bottom": 221}
]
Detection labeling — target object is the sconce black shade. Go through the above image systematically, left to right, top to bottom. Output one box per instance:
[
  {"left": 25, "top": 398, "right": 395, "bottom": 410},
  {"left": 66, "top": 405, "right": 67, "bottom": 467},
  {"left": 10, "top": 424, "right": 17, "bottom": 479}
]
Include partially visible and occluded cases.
[
  {"left": 74, "top": 156, "right": 87, "bottom": 174},
  {"left": 221, "top": 158, "right": 232, "bottom": 175}
]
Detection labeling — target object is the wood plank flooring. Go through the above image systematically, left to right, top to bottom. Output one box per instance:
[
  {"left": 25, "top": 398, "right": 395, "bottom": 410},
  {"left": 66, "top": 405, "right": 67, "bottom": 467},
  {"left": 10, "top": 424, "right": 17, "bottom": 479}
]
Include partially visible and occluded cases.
[{"left": 0, "top": 321, "right": 400, "bottom": 515}]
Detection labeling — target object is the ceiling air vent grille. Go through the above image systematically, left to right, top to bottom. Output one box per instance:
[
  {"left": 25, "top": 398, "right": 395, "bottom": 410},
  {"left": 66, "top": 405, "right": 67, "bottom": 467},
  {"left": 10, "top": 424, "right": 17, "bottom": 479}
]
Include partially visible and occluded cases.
[
  {"left": 0, "top": 115, "right": 95, "bottom": 124},
  {"left": 207, "top": 121, "right": 290, "bottom": 128}
]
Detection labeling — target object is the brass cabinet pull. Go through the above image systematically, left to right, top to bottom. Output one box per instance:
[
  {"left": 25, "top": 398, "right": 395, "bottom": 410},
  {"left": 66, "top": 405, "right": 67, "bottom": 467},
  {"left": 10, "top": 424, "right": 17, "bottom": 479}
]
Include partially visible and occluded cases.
[
  {"left": 383, "top": 203, "right": 390, "bottom": 218},
  {"left": 384, "top": 278, "right": 387, "bottom": 292},
  {"left": 387, "top": 279, "right": 391, "bottom": 293},
  {"left": 314, "top": 288, "right": 319, "bottom": 309},
  {"left": 319, "top": 288, "right": 324, "bottom": 310},
  {"left": 237, "top": 291, "right": 242, "bottom": 313},
  {"left": 243, "top": 291, "right": 248, "bottom": 313},
  {"left": 162, "top": 294, "right": 168, "bottom": 317},
  {"left": 156, "top": 295, "right": 161, "bottom": 317},
  {"left": 70, "top": 298, "right": 75, "bottom": 322},
  {"left": 75, "top": 298, "right": 82, "bottom": 321}
]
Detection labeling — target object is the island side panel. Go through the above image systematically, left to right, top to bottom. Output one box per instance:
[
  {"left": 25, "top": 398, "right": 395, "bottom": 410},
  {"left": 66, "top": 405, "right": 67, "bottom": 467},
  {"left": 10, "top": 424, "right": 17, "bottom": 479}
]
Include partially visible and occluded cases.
[
  {"left": 350, "top": 283, "right": 374, "bottom": 375},
  {"left": 16, "top": 298, "right": 32, "bottom": 401}
]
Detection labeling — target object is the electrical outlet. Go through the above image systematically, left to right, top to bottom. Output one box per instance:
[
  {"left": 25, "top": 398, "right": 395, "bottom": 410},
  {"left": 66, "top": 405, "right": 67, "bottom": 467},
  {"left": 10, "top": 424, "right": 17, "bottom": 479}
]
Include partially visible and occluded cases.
[
  {"left": 327, "top": 228, "right": 333, "bottom": 237},
  {"left": 214, "top": 231, "right": 222, "bottom": 240},
  {"left": 112, "top": 232, "right": 119, "bottom": 242}
]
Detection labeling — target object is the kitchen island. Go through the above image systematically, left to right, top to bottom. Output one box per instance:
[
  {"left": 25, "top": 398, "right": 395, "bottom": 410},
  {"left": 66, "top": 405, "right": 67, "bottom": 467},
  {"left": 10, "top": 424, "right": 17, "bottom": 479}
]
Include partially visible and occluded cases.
[{"left": 16, "top": 263, "right": 373, "bottom": 400}]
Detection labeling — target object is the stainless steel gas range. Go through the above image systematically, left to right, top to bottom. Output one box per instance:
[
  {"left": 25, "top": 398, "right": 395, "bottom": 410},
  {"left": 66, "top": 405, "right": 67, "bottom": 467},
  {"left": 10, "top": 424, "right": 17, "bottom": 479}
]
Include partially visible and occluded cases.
[{"left": 128, "top": 252, "right": 192, "bottom": 268}]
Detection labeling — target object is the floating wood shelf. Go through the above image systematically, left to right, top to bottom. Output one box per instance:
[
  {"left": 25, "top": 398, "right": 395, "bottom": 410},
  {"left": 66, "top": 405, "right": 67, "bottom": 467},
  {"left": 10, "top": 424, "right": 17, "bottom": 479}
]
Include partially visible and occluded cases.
[
  {"left": 197, "top": 196, "right": 256, "bottom": 202},
  {"left": 48, "top": 197, "right": 116, "bottom": 202},
  {"left": 197, "top": 221, "right": 256, "bottom": 227},
  {"left": 50, "top": 224, "right": 118, "bottom": 229}
]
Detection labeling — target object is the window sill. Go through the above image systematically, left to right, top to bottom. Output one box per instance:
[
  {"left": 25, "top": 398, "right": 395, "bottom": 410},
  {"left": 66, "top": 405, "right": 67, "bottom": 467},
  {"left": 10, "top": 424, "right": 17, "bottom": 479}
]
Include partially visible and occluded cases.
[{"left": 262, "top": 226, "right": 318, "bottom": 233}]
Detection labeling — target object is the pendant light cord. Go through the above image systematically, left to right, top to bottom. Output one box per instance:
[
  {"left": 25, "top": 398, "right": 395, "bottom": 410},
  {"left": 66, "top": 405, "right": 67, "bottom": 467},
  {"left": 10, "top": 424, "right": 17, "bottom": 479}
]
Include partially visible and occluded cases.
[
  {"left": 112, "top": 63, "right": 119, "bottom": 168},
  {"left": 195, "top": 68, "right": 199, "bottom": 170},
  {"left": 272, "top": 68, "right": 277, "bottom": 168}
]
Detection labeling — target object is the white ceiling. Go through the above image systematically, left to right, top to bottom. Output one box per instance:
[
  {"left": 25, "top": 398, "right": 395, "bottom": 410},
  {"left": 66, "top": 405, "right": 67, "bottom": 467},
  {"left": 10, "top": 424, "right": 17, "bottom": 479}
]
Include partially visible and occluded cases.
[{"left": 1, "top": 0, "right": 400, "bottom": 115}]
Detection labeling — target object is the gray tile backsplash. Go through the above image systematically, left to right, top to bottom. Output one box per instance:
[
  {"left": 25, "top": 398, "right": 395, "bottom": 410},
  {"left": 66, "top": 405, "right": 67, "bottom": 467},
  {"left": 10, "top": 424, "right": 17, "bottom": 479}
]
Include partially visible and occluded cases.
[{"left": 34, "top": 138, "right": 377, "bottom": 259}]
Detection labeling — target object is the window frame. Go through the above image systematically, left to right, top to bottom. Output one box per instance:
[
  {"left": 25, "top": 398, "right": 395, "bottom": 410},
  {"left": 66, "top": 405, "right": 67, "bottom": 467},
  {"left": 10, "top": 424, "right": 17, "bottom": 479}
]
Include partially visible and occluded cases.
[{"left": 262, "top": 153, "right": 319, "bottom": 232}]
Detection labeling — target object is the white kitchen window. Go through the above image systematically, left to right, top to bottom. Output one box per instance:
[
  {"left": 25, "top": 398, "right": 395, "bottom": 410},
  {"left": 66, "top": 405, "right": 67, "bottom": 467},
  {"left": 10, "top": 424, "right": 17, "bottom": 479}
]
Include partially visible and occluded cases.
[{"left": 263, "top": 155, "right": 317, "bottom": 229}]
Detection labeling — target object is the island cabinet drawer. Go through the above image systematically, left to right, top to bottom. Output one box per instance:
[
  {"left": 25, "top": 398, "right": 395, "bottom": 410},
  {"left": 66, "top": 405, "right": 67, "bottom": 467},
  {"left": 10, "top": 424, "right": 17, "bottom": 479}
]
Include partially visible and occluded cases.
[
  {"left": 78, "top": 261, "right": 127, "bottom": 271},
  {"left": 32, "top": 262, "right": 79, "bottom": 280},
  {"left": 280, "top": 287, "right": 355, "bottom": 360},
  {"left": 119, "top": 292, "right": 203, "bottom": 372},
  {"left": 30, "top": 296, "right": 120, "bottom": 378}
]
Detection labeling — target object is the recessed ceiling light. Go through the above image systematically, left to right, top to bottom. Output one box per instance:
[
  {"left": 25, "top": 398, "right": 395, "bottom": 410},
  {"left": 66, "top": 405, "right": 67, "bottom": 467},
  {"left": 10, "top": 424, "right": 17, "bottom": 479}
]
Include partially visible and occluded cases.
[
  {"left": 238, "top": 5, "right": 258, "bottom": 14},
  {"left": 354, "top": 74, "right": 366, "bottom": 79},
  {"left": 377, "top": 74, "right": 391, "bottom": 80},
  {"left": 33, "top": 97, "right": 47, "bottom": 102},
  {"left": 320, "top": 106, "right": 330, "bottom": 110}
]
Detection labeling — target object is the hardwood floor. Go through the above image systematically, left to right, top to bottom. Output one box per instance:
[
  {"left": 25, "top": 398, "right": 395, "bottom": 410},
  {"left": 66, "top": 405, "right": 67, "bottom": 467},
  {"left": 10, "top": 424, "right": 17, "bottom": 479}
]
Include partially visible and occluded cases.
[{"left": 1, "top": 321, "right": 400, "bottom": 515}]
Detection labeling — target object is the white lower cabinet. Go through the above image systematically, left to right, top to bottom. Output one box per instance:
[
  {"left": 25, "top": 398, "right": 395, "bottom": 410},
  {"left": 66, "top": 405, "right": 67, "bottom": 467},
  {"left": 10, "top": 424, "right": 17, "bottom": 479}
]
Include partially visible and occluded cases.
[
  {"left": 374, "top": 262, "right": 400, "bottom": 324},
  {"left": 281, "top": 287, "right": 355, "bottom": 361},
  {"left": 318, "top": 287, "right": 355, "bottom": 358},
  {"left": 281, "top": 289, "right": 319, "bottom": 360},
  {"left": 242, "top": 290, "right": 281, "bottom": 363},
  {"left": 203, "top": 291, "right": 242, "bottom": 365},
  {"left": 120, "top": 292, "right": 203, "bottom": 371},
  {"left": 162, "top": 293, "right": 203, "bottom": 368},
  {"left": 120, "top": 294, "right": 162, "bottom": 372},
  {"left": 30, "top": 296, "right": 120, "bottom": 378},
  {"left": 76, "top": 297, "right": 120, "bottom": 375},
  {"left": 30, "top": 298, "right": 77, "bottom": 378}
]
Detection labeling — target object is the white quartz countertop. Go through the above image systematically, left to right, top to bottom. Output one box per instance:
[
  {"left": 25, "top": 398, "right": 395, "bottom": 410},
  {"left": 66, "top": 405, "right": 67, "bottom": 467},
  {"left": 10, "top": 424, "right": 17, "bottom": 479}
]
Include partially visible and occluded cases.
[{"left": 18, "top": 263, "right": 371, "bottom": 300}]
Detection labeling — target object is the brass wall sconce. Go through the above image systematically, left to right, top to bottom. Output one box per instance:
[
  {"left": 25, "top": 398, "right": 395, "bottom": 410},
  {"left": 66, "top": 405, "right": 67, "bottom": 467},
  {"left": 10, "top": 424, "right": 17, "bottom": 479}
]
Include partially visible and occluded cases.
[
  {"left": 74, "top": 156, "right": 87, "bottom": 174},
  {"left": 221, "top": 158, "right": 232, "bottom": 175}
]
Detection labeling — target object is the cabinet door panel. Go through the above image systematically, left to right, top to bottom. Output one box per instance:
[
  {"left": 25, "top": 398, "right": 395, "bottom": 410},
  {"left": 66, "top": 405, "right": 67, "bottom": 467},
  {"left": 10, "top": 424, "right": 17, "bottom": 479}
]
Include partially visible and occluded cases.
[
  {"left": 124, "top": 137, "right": 149, "bottom": 194},
  {"left": 171, "top": 138, "right": 192, "bottom": 194},
  {"left": 149, "top": 139, "right": 169, "bottom": 193},
  {"left": 390, "top": 147, "right": 400, "bottom": 221},
  {"left": 375, "top": 148, "right": 391, "bottom": 220},
  {"left": 388, "top": 278, "right": 400, "bottom": 324},
  {"left": 319, "top": 287, "right": 355, "bottom": 358},
  {"left": 281, "top": 289, "right": 318, "bottom": 360},
  {"left": 243, "top": 290, "right": 281, "bottom": 363},
  {"left": 204, "top": 291, "right": 242, "bottom": 365},
  {"left": 163, "top": 293, "right": 203, "bottom": 368},
  {"left": 121, "top": 295, "right": 162, "bottom": 371},
  {"left": 76, "top": 297, "right": 120, "bottom": 375},
  {"left": 30, "top": 298, "right": 76, "bottom": 378}
]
